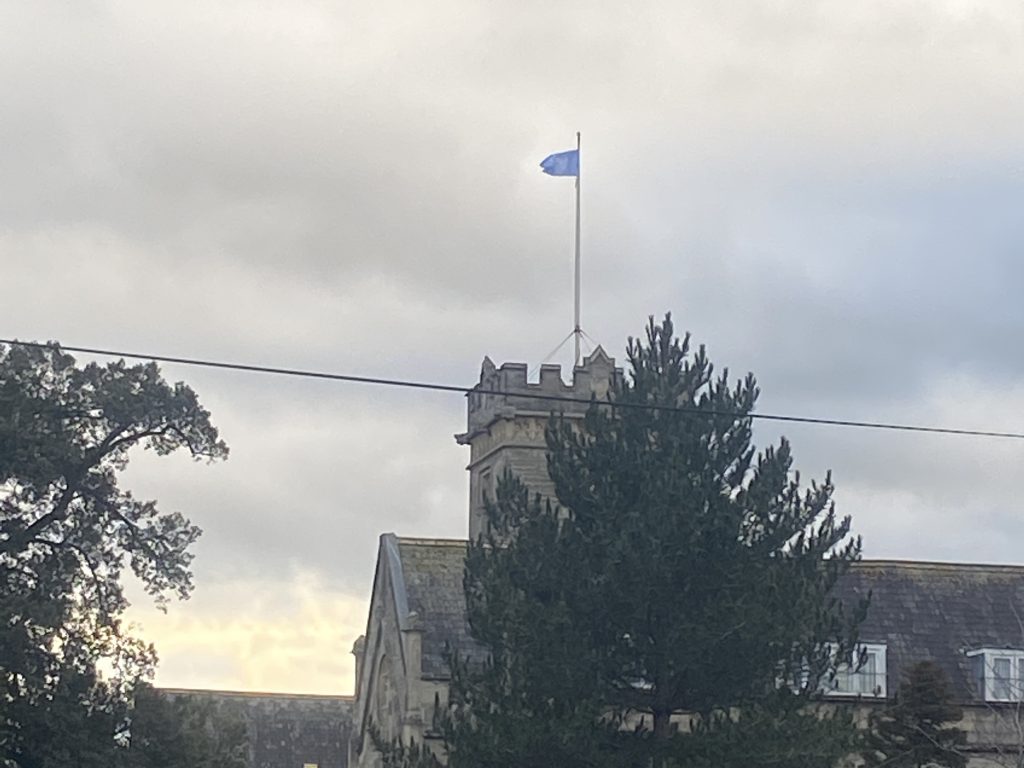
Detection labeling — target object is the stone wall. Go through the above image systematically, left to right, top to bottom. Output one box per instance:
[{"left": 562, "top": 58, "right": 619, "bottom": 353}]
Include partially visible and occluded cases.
[{"left": 456, "top": 349, "right": 621, "bottom": 540}]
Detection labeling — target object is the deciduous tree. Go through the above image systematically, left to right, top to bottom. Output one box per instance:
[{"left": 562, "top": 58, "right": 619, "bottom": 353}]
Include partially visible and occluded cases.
[
  {"left": 0, "top": 341, "right": 228, "bottom": 766},
  {"left": 128, "top": 685, "right": 248, "bottom": 768}
]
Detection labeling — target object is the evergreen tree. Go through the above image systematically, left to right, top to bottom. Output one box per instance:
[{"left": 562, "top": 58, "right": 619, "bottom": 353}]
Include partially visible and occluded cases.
[
  {"left": 442, "top": 314, "right": 868, "bottom": 768},
  {"left": 862, "top": 660, "right": 967, "bottom": 768},
  {"left": 369, "top": 722, "right": 443, "bottom": 768}
]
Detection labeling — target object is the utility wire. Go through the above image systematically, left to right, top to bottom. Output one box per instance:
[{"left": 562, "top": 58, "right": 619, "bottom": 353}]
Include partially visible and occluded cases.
[{"left": 2, "top": 338, "right": 1024, "bottom": 441}]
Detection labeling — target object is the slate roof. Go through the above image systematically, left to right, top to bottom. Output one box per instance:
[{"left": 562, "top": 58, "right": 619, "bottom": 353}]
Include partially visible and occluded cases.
[
  {"left": 394, "top": 538, "right": 1024, "bottom": 701},
  {"left": 396, "top": 538, "right": 485, "bottom": 678},
  {"left": 836, "top": 560, "right": 1024, "bottom": 701},
  {"left": 158, "top": 689, "right": 353, "bottom": 768}
]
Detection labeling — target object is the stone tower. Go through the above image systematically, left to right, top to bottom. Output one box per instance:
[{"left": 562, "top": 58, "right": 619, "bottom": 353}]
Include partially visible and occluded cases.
[{"left": 455, "top": 347, "right": 621, "bottom": 540}]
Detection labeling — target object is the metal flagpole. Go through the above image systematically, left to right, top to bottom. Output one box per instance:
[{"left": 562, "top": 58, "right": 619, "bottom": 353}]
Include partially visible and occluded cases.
[{"left": 573, "top": 131, "right": 582, "bottom": 367}]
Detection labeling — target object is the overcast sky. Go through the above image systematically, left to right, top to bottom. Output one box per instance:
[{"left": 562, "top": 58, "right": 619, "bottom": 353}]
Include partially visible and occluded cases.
[{"left": 3, "top": 0, "right": 1024, "bottom": 695}]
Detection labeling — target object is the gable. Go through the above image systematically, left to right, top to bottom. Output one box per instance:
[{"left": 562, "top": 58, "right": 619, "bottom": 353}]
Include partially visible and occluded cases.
[
  {"left": 352, "top": 535, "right": 418, "bottom": 755},
  {"left": 396, "top": 538, "right": 486, "bottom": 679}
]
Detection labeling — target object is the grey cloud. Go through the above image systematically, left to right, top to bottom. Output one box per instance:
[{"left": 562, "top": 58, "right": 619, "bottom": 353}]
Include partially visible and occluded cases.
[
  {"left": 5, "top": 0, "right": 1024, "bottom": 691},
  {"left": 6, "top": 1, "right": 1024, "bottom": 301},
  {"left": 123, "top": 383, "right": 469, "bottom": 593}
]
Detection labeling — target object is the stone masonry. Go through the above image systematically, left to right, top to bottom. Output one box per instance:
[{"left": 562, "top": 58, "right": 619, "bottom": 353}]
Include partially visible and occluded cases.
[{"left": 455, "top": 348, "right": 621, "bottom": 540}]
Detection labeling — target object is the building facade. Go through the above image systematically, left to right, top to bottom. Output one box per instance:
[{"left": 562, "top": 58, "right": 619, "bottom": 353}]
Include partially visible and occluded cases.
[
  {"left": 350, "top": 350, "right": 1024, "bottom": 768},
  {"left": 157, "top": 688, "right": 353, "bottom": 768}
]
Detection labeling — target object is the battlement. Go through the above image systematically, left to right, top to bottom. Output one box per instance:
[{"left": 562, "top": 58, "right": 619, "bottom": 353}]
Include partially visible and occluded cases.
[
  {"left": 455, "top": 346, "right": 622, "bottom": 539},
  {"left": 456, "top": 346, "right": 622, "bottom": 442}
]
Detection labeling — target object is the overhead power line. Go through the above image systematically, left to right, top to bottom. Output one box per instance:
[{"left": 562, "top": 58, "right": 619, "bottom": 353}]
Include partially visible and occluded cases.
[{"left": 2, "top": 338, "right": 1023, "bottom": 441}]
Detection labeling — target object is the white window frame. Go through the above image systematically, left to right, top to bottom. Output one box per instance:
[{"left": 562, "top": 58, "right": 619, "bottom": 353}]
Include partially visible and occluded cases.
[
  {"left": 822, "top": 643, "right": 888, "bottom": 699},
  {"left": 967, "top": 649, "right": 1024, "bottom": 703}
]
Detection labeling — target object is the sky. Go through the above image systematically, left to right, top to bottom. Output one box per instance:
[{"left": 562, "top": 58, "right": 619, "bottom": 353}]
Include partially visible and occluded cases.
[{"left": 3, "top": 0, "right": 1024, "bottom": 695}]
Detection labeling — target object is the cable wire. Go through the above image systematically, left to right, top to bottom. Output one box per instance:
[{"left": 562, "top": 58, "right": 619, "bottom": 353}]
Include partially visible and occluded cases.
[
  {"left": 527, "top": 329, "right": 576, "bottom": 379},
  {"left": 2, "top": 338, "right": 1023, "bottom": 440}
]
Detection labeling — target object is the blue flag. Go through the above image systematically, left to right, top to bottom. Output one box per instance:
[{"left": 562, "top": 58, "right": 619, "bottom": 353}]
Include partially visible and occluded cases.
[{"left": 540, "top": 149, "right": 579, "bottom": 176}]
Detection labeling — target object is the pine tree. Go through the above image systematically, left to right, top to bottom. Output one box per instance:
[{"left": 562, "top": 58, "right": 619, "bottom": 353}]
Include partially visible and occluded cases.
[
  {"left": 442, "top": 314, "right": 868, "bottom": 768},
  {"left": 862, "top": 660, "right": 967, "bottom": 768},
  {"left": 369, "top": 722, "right": 443, "bottom": 768}
]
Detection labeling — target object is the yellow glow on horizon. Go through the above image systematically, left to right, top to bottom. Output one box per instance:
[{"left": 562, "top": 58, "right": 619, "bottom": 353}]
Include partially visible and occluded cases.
[{"left": 125, "top": 570, "right": 366, "bottom": 695}]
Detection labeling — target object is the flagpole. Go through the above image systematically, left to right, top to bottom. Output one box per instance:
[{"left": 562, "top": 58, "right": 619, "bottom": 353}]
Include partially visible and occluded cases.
[{"left": 573, "top": 131, "right": 582, "bottom": 367}]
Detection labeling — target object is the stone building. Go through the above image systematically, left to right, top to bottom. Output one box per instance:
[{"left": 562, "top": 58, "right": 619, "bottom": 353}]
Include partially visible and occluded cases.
[
  {"left": 350, "top": 349, "right": 621, "bottom": 766},
  {"left": 158, "top": 350, "right": 1024, "bottom": 768},
  {"left": 350, "top": 350, "right": 1024, "bottom": 768},
  {"left": 157, "top": 688, "right": 353, "bottom": 768}
]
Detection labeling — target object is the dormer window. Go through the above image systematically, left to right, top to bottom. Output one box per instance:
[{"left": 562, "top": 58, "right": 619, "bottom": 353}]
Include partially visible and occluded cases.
[
  {"left": 822, "top": 643, "right": 887, "bottom": 698},
  {"left": 968, "top": 649, "right": 1024, "bottom": 702}
]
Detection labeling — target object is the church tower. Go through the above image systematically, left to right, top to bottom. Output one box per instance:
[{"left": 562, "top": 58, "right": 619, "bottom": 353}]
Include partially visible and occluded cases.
[{"left": 455, "top": 347, "right": 621, "bottom": 540}]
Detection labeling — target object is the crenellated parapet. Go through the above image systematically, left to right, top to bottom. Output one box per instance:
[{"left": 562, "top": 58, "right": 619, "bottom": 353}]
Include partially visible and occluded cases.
[
  {"left": 455, "top": 347, "right": 621, "bottom": 539},
  {"left": 458, "top": 347, "right": 621, "bottom": 442}
]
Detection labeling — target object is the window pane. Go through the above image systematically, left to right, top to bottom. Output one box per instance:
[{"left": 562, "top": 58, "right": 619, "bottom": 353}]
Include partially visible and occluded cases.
[
  {"left": 820, "top": 645, "right": 885, "bottom": 697},
  {"left": 858, "top": 652, "right": 877, "bottom": 694},
  {"left": 973, "top": 655, "right": 985, "bottom": 698},
  {"left": 993, "top": 657, "right": 1012, "bottom": 700},
  {"left": 827, "top": 665, "right": 849, "bottom": 694},
  {"left": 840, "top": 667, "right": 853, "bottom": 692}
]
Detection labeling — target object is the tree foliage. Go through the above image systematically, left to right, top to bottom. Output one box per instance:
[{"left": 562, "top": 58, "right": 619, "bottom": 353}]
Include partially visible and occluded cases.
[
  {"left": 441, "top": 315, "right": 868, "bottom": 768},
  {"left": 0, "top": 342, "right": 228, "bottom": 766},
  {"left": 862, "top": 660, "right": 967, "bottom": 768},
  {"left": 127, "top": 685, "right": 248, "bottom": 768},
  {"left": 370, "top": 720, "right": 443, "bottom": 768}
]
